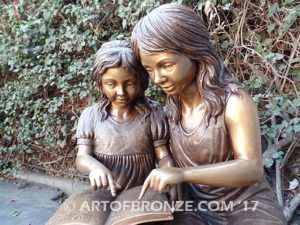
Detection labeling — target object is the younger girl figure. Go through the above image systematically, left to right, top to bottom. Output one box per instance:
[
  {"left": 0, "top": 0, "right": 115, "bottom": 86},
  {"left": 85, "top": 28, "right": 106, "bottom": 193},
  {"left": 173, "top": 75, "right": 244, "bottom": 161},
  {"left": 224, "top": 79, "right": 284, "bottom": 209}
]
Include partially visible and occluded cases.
[
  {"left": 46, "top": 40, "right": 176, "bottom": 225},
  {"left": 76, "top": 40, "right": 175, "bottom": 196}
]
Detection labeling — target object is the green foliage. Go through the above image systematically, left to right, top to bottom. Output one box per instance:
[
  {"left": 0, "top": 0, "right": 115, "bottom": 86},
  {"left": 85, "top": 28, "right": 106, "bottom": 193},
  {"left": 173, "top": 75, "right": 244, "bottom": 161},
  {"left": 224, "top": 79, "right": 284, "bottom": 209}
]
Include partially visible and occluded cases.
[
  {"left": 0, "top": 0, "right": 299, "bottom": 173},
  {"left": 0, "top": 0, "right": 174, "bottom": 172},
  {"left": 197, "top": 0, "right": 300, "bottom": 168},
  {"left": 0, "top": 1, "right": 98, "bottom": 164},
  {"left": 1, "top": 1, "right": 103, "bottom": 156},
  {"left": 264, "top": 151, "right": 285, "bottom": 168}
]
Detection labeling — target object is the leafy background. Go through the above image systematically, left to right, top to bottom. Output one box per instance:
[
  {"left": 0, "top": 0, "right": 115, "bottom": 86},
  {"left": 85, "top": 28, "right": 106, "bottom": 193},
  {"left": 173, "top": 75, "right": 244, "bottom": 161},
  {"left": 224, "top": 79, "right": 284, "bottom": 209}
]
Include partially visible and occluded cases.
[{"left": 0, "top": 0, "right": 299, "bottom": 222}]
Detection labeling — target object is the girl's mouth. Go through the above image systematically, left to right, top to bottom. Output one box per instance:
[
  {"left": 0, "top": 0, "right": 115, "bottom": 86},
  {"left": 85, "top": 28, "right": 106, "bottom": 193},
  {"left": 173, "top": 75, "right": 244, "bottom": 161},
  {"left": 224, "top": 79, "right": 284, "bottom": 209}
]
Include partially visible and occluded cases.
[
  {"left": 161, "top": 85, "right": 175, "bottom": 92},
  {"left": 116, "top": 98, "right": 128, "bottom": 103}
]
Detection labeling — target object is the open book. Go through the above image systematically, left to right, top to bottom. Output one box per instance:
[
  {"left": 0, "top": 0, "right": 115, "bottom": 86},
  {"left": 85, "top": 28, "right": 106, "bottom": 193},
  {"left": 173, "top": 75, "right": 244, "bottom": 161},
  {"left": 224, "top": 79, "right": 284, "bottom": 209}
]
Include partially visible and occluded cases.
[{"left": 46, "top": 185, "right": 173, "bottom": 225}]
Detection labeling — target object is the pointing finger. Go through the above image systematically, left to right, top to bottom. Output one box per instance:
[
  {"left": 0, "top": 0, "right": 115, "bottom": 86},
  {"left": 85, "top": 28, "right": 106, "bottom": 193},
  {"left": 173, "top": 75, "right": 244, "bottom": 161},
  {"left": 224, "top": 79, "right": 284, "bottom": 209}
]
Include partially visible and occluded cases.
[
  {"left": 107, "top": 174, "right": 116, "bottom": 197},
  {"left": 139, "top": 175, "right": 151, "bottom": 199}
]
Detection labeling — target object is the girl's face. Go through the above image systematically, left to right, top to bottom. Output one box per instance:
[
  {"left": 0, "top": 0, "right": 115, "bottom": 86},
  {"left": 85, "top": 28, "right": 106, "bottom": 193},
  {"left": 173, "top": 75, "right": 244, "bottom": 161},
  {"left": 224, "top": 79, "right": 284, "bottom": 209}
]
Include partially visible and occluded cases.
[
  {"left": 140, "top": 52, "right": 197, "bottom": 96},
  {"left": 101, "top": 67, "right": 140, "bottom": 109}
]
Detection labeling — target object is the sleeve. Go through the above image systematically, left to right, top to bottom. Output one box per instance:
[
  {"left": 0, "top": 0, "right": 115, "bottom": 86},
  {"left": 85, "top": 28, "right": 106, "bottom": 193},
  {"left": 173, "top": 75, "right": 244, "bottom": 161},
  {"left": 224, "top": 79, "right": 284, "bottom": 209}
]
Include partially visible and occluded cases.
[
  {"left": 76, "top": 106, "right": 96, "bottom": 145},
  {"left": 150, "top": 106, "right": 169, "bottom": 147}
]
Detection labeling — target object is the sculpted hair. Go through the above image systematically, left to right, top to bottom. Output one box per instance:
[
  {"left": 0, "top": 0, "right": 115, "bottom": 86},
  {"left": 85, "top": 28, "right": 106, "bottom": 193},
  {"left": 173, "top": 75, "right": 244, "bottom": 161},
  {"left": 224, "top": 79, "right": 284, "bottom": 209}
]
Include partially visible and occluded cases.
[
  {"left": 131, "top": 3, "right": 241, "bottom": 125},
  {"left": 93, "top": 40, "right": 151, "bottom": 121}
]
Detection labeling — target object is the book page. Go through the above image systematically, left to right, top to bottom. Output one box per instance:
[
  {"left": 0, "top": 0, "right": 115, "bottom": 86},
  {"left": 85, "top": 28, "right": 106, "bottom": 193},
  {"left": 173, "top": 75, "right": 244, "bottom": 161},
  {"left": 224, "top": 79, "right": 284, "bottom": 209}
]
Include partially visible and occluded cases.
[
  {"left": 106, "top": 185, "right": 173, "bottom": 225},
  {"left": 46, "top": 189, "right": 115, "bottom": 225}
]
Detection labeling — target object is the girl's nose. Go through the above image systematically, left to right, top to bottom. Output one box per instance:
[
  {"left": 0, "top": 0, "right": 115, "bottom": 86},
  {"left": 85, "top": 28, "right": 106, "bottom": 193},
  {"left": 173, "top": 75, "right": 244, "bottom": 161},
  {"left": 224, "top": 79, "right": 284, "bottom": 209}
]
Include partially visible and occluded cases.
[
  {"left": 153, "top": 70, "right": 165, "bottom": 85},
  {"left": 116, "top": 86, "right": 125, "bottom": 96}
]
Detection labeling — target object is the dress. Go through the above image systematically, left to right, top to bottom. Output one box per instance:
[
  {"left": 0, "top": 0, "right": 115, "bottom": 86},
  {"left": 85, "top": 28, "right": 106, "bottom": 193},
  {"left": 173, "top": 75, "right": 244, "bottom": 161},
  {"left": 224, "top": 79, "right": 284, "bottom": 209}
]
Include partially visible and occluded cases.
[
  {"left": 46, "top": 103, "right": 169, "bottom": 225},
  {"left": 76, "top": 103, "right": 169, "bottom": 191},
  {"left": 164, "top": 104, "right": 287, "bottom": 225}
]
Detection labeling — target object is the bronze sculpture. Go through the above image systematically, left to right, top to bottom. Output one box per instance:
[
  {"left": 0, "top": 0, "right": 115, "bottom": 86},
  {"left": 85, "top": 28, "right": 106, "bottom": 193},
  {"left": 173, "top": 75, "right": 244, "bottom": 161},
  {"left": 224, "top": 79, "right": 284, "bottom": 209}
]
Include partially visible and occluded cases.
[
  {"left": 131, "top": 3, "right": 287, "bottom": 225},
  {"left": 46, "top": 40, "right": 177, "bottom": 225},
  {"left": 75, "top": 40, "right": 175, "bottom": 194}
]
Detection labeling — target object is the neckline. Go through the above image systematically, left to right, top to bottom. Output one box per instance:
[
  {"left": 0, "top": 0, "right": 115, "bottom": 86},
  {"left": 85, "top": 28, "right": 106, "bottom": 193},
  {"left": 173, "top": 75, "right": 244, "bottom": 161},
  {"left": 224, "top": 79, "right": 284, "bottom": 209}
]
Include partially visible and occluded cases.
[
  {"left": 179, "top": 103, "right": 205, "bottom": 136},
  {"left": 108, "top": 112, "right": 137, "bottom": 125},
  {"left": 179, "top": 117, "right": 204, "bottom": 136}
]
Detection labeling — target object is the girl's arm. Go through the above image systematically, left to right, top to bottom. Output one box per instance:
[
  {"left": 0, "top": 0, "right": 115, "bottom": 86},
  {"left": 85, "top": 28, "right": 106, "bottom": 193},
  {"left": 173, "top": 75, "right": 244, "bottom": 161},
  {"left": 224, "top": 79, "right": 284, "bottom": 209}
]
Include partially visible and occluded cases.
[
  {"left": 140, "top": 90, "right": 264, "bottom": 197},
  {"left": 182, "top": 90, "right": 263, "bottom": 186},
  {"left": 76, "top": 145, "right": 118, "bottom": 196},
  {"left": 154, "top": 145, "right": 175, "bottom": 168},
  {"left": 154, "top": 145, "right": 182, "bottom": 201}
]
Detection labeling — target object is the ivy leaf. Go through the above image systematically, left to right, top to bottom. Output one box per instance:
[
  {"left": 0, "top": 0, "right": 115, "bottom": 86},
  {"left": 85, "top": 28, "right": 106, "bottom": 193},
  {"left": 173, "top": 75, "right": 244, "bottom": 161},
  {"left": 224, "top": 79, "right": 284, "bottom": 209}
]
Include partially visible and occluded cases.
[
  {"left": 260, "top": 0, "right": 266, "bottom": 5},
  {"left": 284, "top": 0, "right": 295, "bottom": 4},
  {"left": 268, "top": 3, "right": 279, "bottom": 17},
  {"left": 279, "top": 9, "right": 298, "bottom": 35},
  {"left": 40, "top": 23, "right": 47, "bottom": 34},
  {"left": 267, "top": 23, "right": 276, "bottom": 33},
  {"left": 221, "top": 40, "right": 229, "bottom": 49},
  {"left": 265, "top": 53, "right": 284, "bottom": 61},
  {"left": 274, "top": 53, "right": 284, "bottom": 60},
  {"left": 290, "top": 58, "right": 300, "bottom": 64},
  {"left": 279, "top": 64, "right": 287, "bottom": 71},
  {"left": 291, "top": 69, "right": 300, "bottom": 81},
  {"left": 252, "top": 94, "right": 262, "bottom": 102},
  {"left": 292, "top": 98, "right": 300, "bottom": 107},
  {"left": 287, "top": 107, "right": 296, "bottom": 114},
  {"left": 274, "top": 109, "right": 281, "bottom": 116},
  {"left": 291, "top": 118, "right": 300, "bottom": 124},
  {"left": 294, "top": 124, "right": 300, "bottom": 132},
  {"left": 272, "top": 151, "right": 284, "bottom": 159},
  {"left": 264, "top": 158, "right": 274, "bottom": 168}
]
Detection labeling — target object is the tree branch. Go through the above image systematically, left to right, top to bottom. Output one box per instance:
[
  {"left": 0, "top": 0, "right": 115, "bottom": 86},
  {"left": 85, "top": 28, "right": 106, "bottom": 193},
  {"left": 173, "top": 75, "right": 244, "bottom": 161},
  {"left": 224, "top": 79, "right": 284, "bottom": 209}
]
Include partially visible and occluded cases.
[
  {"left": 263, "top": 133, "right": 299, "bottom": 158},
  {"left": 284, "top": 193, "right": 300, "bottom": 222}
]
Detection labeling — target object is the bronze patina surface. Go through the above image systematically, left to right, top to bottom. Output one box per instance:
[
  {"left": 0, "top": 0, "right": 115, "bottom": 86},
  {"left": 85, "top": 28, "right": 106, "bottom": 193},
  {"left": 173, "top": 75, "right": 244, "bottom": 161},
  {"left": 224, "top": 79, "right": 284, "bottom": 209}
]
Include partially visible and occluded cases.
[
  {"left": 132, "top": 3, "right": 287, "bottom": 225},
  {"left": 47, "top": 40, "right": 176, "bottom": 225},
  {"left": 46, "top": 186, "right": 173, "bottom": 225}
]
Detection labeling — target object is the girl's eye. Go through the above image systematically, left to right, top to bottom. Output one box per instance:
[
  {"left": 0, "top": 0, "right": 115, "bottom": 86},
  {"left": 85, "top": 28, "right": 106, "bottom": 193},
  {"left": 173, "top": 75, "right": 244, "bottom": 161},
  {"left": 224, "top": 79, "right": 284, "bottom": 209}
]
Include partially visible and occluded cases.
[
  {"left": 163, "top": 64, "right": 173, "bottom": 70},
  {"left": 146, "top": 68, "right": 153, "bottom": 74},
  {"left": 126, "top": 82, "right": 135, "bottom": 87},
  {"left": 106, "top": 83, "right": 115, "bottom": 88}
]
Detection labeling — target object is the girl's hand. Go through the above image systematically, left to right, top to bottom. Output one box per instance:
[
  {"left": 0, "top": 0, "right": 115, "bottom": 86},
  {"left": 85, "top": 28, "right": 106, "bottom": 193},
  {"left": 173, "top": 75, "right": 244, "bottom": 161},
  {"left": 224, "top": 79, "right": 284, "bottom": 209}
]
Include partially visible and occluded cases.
[
  {"left": 89, "top": 166, "right": 120, "bottom": 197},
  {"left": 139, "top": 167, "right": 184, "bottom": 199},
  {"left": 168, "top": 184, "right": 183, "bottom": 202}
]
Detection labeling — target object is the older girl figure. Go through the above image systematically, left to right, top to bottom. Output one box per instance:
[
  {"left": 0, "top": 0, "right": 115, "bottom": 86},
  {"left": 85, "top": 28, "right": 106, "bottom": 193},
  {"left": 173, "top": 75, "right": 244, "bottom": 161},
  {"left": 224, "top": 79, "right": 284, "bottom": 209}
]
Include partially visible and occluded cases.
[{"left": 131, "top": 3, "right": 286, "bottom": 225}]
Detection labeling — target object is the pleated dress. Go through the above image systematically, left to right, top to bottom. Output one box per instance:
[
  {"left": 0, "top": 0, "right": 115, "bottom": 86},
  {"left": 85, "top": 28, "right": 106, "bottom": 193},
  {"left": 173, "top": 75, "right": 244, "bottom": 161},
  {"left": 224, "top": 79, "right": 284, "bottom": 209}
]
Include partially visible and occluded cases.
[{"left": 76, "top": 103, "right": 169, "bottom": 191}]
